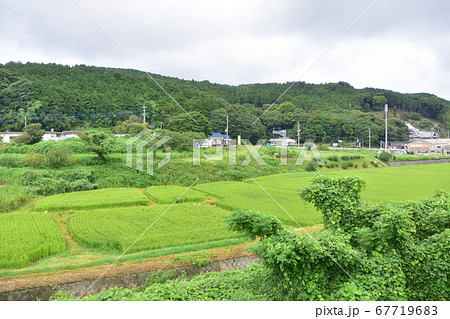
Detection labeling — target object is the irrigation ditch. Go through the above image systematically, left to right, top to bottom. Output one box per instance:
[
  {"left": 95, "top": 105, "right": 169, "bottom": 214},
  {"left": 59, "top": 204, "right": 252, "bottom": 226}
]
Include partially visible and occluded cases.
[{"left": 0, "top": 255, "right": 260, "bottom": 301}]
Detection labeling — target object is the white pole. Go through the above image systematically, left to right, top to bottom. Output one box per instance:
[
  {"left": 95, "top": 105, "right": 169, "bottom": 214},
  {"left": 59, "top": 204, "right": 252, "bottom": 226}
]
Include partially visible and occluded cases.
[
  {"left": 385, "top": 104, "right": 388, "bottom": 151},
  {"left": 142, "top": 105, "right": 147, "bottom": 124},
  {"left": 226, "top": 115, "right": 229, "bottom": 146},
  {"left": 297, "top": 121, "right": 301, "bottom": 147},
  {"left": 368, "top": 127, "right": 371, "bottom": 150}
]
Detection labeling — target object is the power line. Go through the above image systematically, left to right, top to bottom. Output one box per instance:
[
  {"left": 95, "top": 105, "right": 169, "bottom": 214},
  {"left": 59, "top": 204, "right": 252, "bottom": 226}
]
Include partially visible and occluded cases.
[{"left": 0, "top": 110, "right": 142, "bottom": 116}]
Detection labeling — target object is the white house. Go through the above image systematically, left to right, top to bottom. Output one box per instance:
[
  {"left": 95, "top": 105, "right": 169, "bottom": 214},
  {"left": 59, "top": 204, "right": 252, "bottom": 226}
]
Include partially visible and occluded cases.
[
  {"left": 42, "top": 129, "right": 62, "bottom": 141},
  {"left": 1, "top": 130, "right": 84, "bottom": 143},
  {"left": 60, "top": 131, "right": 83, "bottom": 139},
  {"left": 0, "top": 132, "right": 22, "bottom": 143},
  {"left": 196, "top": 133, "right": 232, "bottom": 148},
  {"left": 269, "top": 137, "right": 296, "bottom": 147}
]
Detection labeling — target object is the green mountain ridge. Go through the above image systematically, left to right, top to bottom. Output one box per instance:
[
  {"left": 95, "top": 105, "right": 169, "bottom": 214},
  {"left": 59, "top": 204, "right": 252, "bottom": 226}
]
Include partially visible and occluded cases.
[{"left": 0, "top": 62, "right": 448, "bottom": 143}]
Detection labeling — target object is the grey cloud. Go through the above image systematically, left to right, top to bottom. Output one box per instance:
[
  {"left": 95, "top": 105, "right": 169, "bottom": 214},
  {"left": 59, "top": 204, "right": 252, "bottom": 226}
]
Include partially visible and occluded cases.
[{"left": 0, "top": 0, "right": 449, "bottom": 99}]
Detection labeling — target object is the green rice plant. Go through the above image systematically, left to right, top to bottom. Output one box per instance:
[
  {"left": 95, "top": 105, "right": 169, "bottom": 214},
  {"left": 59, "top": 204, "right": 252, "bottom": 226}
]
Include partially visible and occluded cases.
[
  {"left": 247, "top": 163, "right": 450, "bottom": 203},
  {"left": 194, "top": 181, "right": 323, "bottom": 227},
  {"left": 144, "top": 185, "right": 208, "bottom": 204},
  {"left": 35, "top": 188, "right": 149, "bottom": 211},
  {"left": 69, "top": 203, "right": 239, "bottom": 253},
  {"left": 0, "top": 212, "right": 65, "bottom": 268}
]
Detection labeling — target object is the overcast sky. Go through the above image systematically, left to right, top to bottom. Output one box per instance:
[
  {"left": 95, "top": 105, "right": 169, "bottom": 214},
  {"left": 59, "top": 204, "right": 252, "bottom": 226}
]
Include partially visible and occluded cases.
[{"left": 1, "top": 0, "right": 450, "bottom": 100}]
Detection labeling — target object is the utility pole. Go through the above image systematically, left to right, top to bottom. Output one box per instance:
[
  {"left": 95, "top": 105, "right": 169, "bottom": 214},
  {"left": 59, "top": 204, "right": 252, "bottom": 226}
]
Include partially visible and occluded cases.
[
  {"left": 385, "top": 104, "right": 388, "bottom": 151},
  {"left": 142, "top": 105, "right": 147, "bottom": 124},
  {"left": 225, "top": 115, "right": 229, "bottom": 147},
  {"left": 24, "top": 116, "right": 27, "bottom": 128},
  {"left": 297, "top": 121, "right": 301, "bottom": 147},
  {"left": 160, "top": 122, "right": 163, "bottom": 130},
  {"left": 368, "top": 127, "right": 371, "bottom": 150}
]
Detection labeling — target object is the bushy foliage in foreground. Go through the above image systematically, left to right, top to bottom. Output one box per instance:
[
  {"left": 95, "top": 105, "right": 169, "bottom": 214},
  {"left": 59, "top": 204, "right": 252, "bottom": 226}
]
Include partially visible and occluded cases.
[
  {"left": 250, "top": 177, "right": 449, "bottom": 300},
  {"left": 223, "top": 210, "right": 284, "bottom": 240},
  {"left": 0, "top": 212, "right": 65, "bottom": 268},
  {"left": 56, "top": 268, "right": 267, "bottom": 301}
]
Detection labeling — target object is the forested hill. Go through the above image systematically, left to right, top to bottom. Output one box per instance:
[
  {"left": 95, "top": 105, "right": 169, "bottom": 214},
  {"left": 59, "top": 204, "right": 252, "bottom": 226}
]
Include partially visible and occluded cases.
[{"left": 1, "top": 62, "right": 449, "bottom": 142}]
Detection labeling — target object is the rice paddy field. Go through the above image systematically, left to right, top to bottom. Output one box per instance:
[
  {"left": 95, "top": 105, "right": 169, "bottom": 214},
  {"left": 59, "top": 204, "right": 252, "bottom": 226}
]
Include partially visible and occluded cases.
[
  {"left": 0, "top": 163, "right": 449, "bottom": 272},
  {"left": 193, "top": 163, "right": 450, "bottom": 227},
  {"left": 248, "top": 163, "right": 450, "bottom": 203},
  {"left": 194, "top": 181, "right": 321, "bottom": 226},
  {"left": 144, "top": 185, "right": 208, "bottom": 204},
  {"left": 34, "top": 187, "right": 149, "bottom": 211},
  {"left": 69, "top": 204, "right": 238, "bottom": 253},
  {"left": 0, "top": 212, "right": 65, "bottom": 268}
]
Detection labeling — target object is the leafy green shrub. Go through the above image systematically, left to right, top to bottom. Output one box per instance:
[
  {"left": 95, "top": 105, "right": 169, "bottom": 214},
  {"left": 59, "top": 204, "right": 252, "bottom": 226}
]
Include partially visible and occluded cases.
[
  {"left": 13, "top": 124, "right": 45, "bottom": 145},
  {"left": 80, "top": 131, "right": 114, "bottom": 160},
  {"left": 2, "top": 143, "right": 33, "bottom": 154},
  {"left": 317, "top": 144, "right": 329, "bottom": 151},
  {"left": 45, "top": 147, "right": 72, "bottom": 168},
  {"left": 376, "top": 151, "right": 394, "bottom": 163},
  {"left": 26, "top": 152, "right": 44, "bottom": 168},
  {"left": 327, "top": 155, "right": 339, "bottom": 162},
  {"left": 341, "top": 155, "right": 362, "bottom": 161},
  {"left": 0, "top": 156, "right": 26, "bottom": 167},
  {"left": 305, "top": 160, "right": 318, "bottom": 171},
  {"left": 370, "top": 160, "right": 379, "bottom": 167},
  {"left": 362, "top": 161, "right": 368, "bottom": 168},
  {"left": 341, "top": 163, "right": 348, "bottom": 169},
  {"left": 20, "top": 170, "right": 98, "bottom": 196},
  {"left": 300, "top": 176, "right": 366, "bottom": 230},
  {"left": 0, "top": 185, "right": 31, "bottom": 213},
  {"left": 224, "top": 210, "right": 283, "bottom": 240},
  {"left": 407, "top": 230, "right": 449, "bottom": 300},
  {"left": 175, "top": 251, "right": 212, "bottom": 267},
  {"left": 60, "top": 269, "right": 267, "bottom": 301},
  {"left": 138, "top": 270, "right": 187, "bottom": 291}
]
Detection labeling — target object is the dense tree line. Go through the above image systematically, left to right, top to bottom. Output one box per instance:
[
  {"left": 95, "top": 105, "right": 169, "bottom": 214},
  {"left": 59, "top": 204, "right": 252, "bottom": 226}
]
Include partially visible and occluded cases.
[{"left": 1, "top": 62, "right": 448, "bottom": 142}]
